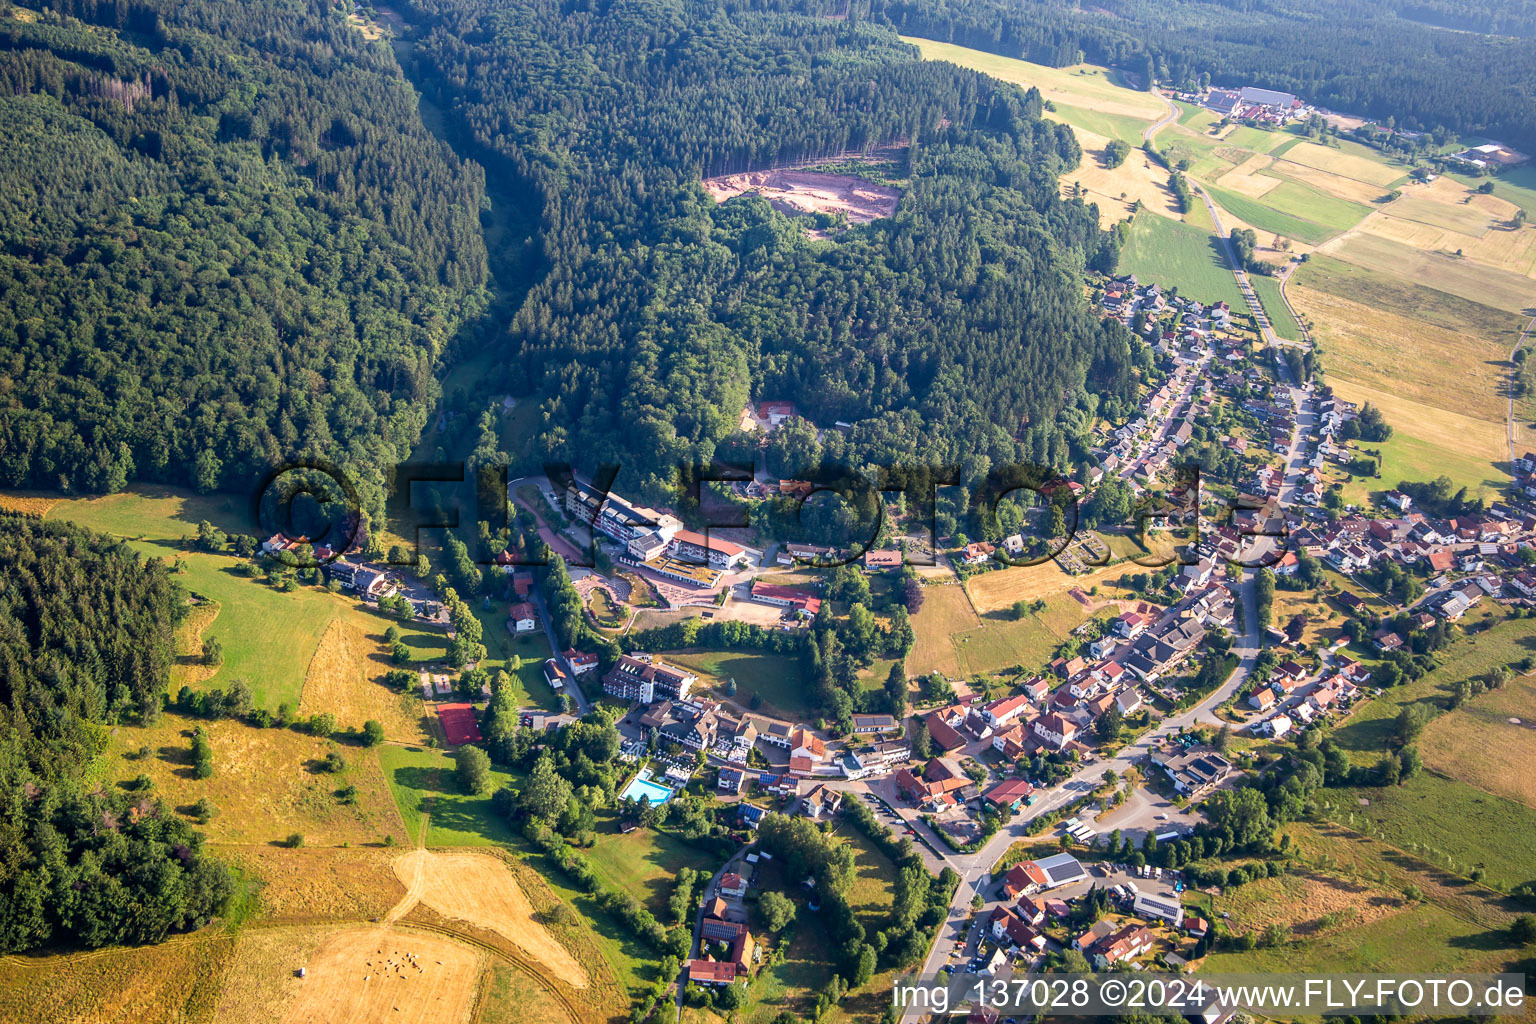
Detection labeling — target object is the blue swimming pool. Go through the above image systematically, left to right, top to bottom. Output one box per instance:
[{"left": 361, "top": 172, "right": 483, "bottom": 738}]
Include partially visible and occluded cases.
[{"left": 620, "top": 769, "right": 674, "bottom": 805}]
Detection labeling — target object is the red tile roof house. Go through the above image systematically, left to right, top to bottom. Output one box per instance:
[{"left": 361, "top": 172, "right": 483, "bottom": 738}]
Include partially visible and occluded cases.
[
  {"left": 1031, "top": 712, "right": 1078, "bottom": 749},
  {"left": 788, "top": 728, "right": 826, "bottom": 773},
  {"left": 983, "top": 778, "right": 1034, "bottom": 813},
  {"left": 1092, "top": 924, "right": 1154, "bottom": 969}
]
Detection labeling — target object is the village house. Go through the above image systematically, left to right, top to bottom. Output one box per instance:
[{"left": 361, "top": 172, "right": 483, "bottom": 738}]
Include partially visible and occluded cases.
[{"left": 507, "top": 601, "right": 538, "bottom": 633}]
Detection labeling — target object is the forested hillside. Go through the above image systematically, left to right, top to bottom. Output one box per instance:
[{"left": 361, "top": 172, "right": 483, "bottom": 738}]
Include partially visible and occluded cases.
[
  {"left": 0, "top": 0, "right": 487, "bottom": 521},
  {"left": 403, "top": 0, "right": 1137, "bottom": 501},
  {"left": 867, "top": 0, "right": 1536, "bottom": 150},
  {"left": 0, "top": 515, "right": 230, "bottom": 953}
]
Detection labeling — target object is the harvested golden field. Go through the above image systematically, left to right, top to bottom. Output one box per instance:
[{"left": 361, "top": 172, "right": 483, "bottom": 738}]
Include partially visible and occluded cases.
[
  {"left": 903, "top": 39, "right": 1166, "bottom": 121},
  {"left": 1066, "top": 127, "right": 1184, "bottom": 226},
  {"left": 1282, "top": 141, "right": 1403, "bottom": 186},
  {"left": 1217, "top": 153, "right": 1283, "bottom": 198},
  {"left": 1272, "top": 159, "right": 1391, "bottom": 205},
  {"left": 1386, "top": 194, "right": 1496, "bottom": 236},
  {"left": 1359, "top": 213, "right": 1478, "bottom": 254},
  {"left": 1320, "top": 230, "right": 1534, "bottom": 314},
  {"left": 1288, "top": 284, "right": 1511, "bottom": 422},
  {"left": 1326, "top": 378, "right": 1506, "bottom": 465},
  {"left": 966, "top": 561, "right": 1131, "bottom": 614},
  {"left": 171, "top": 599, "right": 222, "bottom": 689},
  {"left": 299, "top": 618, "right": 431, "bottom": 744},
  {"left": 1419, "top": 676, "right": 1536, "bottom": 808},
  {"left": 101, "top": 714, "right": 403, "bottom": 847},
  {"left": 220, "top": 845, "right": 407, "bottom": 921},
  {"left": 390, "top": 850, "right": 587, "bottom": 987},
  {"left": 211, "top": 924, "right": 343, "bottom": 1024},
  {"left": 277, "top": 926, "right": 483, "bottom": 1024},
  {"left": 0, "top": 931, "right": 235, "bottom": 1024}
]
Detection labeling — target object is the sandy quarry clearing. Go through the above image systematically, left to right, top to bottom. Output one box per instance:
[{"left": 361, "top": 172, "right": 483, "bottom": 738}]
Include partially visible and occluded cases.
[
  {"left": 704, "top": 166, "right": 899, "bottom": 223},
  {"left": 390, "top": 850, "right": 587, "bottom": 987},
  {"left": 278, "top": 927, "right": 482, "bottom": 1024}
]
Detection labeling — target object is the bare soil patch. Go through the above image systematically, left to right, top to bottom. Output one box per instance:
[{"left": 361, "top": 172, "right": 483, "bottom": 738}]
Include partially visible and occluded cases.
[{"left": 704, "top": 165, "right": 899, "bottom": 224}]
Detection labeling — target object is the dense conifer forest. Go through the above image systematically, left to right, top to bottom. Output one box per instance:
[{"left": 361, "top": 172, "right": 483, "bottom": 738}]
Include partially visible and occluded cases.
[
  {"left": 0, "top": 0, "right": 488, "bottom": 522},
  {"left": 403, "top": 0, "right": 1138, "bottom": 502},
  {"left": 864, "top": 0, "right": 1536, "bottom": 150},
  {"left": 0, "top": 515, "right": 231, "bottom": 953}
]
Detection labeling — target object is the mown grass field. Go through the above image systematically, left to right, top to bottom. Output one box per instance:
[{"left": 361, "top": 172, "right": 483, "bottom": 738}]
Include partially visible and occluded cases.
[
  {"left": 1205, "top": 181, "right": 1360, "bottom": 246},
  {"left": 1118, "top": 211, "right": 1246, "bottom": 307},
  {"left": 1321, "top": 230, "right": 1534, "bottom": 315},
  {"left": 1249, "top": 273, "right": 1303, "bottom": 341},
  {"left": 907, "top": 583, "right": 978, "bottom": 678},
  {"left": 664, "top": 649, "right": 809, "bottom": 717},
  {"left": 377, "top": 743, "right": 518, "bottom": 847},
  {"left": 584, "top": 817, "right": 719, "bottom": 921}
]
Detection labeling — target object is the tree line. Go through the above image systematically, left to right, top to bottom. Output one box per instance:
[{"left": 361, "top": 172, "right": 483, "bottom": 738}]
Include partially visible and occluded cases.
[{"left": 0, "top": 515, "right": 231, "bottom": 952}]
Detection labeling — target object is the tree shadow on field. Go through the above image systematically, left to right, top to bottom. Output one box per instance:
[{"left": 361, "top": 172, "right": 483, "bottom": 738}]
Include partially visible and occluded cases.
[{"left": 391, "top": 765, "right": 448, "bottom": 800}]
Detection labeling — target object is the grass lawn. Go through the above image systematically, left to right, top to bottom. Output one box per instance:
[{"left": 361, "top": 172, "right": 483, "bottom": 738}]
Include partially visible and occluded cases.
[
  {"left": 1204, "top": 182, "right": 1342, "bottom": 246},
  {"left": 1118, "top": 211, "right": 1245, "bottom": 308},
  {"left": 1249, "top": 273, "right": 1303, "bottom": 341},
  {"left": 1329, "top": 419, "right": 1506, "bottom": 506},
  {"left": 29, "top": 486, "right": 450, "bottom": 710},
  {"left": 478, "top": 604, "right": 559, "bottom": 709},
  {"left": 1330, "top": 616, "right": 1536, "bottom": 764},
  {"left": 664, "top": 650, "right": 809, "bottom": 718},
  {"left": 376, "top": 743, "right": 517, "bottom": 847},
  {"left": 1326, "top": 772, "right": 1536, "bottom": 892},
  {"left": 585, "top": 817, "right": 721, "bottom": 920},
  {"left": 739, "top": 826, "right": 902, "bottom": 1024}
]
